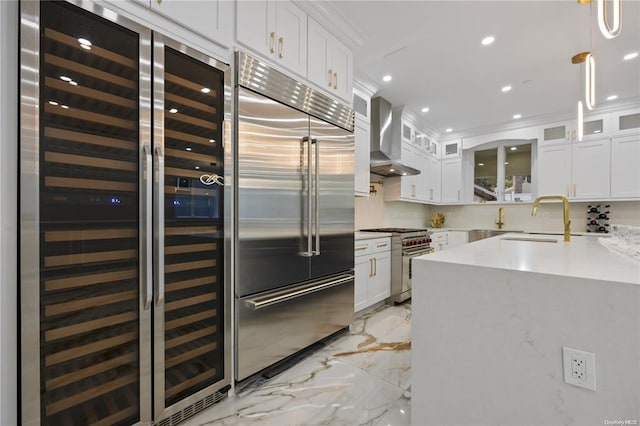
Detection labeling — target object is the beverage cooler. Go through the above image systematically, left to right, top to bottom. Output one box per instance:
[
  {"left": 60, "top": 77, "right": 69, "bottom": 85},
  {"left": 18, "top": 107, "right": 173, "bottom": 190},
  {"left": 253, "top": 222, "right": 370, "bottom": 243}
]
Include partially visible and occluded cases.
[{"left": 19, "top": 1, "right": 231, "bottom": 425}]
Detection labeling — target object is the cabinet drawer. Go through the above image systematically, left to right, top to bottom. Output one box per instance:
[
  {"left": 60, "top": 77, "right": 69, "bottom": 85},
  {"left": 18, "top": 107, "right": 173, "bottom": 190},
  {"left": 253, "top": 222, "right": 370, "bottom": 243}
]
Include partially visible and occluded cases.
[
  {"left": 431, "top": 233, "right": 448, "bottom": 244},
  {"left": 354, "top": 237, "right": 391, "bottom": 256}
]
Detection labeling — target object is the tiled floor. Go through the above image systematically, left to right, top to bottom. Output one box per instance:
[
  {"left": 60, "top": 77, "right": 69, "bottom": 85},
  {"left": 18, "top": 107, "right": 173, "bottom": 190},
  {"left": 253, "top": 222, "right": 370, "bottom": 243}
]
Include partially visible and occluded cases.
[{"left": 183, "top": 303, "right": 412, "bottom": 426}]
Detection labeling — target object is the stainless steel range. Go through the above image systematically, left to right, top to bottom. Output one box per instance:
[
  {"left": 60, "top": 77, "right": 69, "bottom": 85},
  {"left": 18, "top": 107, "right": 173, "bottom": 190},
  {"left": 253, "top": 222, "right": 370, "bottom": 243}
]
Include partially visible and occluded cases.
[{"left": 360, "top": 228, "right": 433, "bottom": 303}]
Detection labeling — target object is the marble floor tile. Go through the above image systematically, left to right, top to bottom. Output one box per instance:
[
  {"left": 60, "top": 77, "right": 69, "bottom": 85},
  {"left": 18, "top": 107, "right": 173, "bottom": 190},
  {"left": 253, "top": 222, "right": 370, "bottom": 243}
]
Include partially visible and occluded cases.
[{"left": 182, "top": 303, "right": 412, "bottom": 426}]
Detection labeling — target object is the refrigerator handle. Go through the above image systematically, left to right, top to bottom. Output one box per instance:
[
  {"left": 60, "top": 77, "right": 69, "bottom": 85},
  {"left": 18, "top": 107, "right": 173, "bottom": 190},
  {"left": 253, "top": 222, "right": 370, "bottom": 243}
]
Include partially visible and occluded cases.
[
  {"left": 300, "top": 136, "right": 313, "bottom": 257},
  {"left": 312, "top": 138, "right": 320, "bottom": 255},
  {"left": 142, "top": 144, "right": 153, "bottom": 310},
  {"left": 154, "top": 145, "right": 165, "bottom": 307}
]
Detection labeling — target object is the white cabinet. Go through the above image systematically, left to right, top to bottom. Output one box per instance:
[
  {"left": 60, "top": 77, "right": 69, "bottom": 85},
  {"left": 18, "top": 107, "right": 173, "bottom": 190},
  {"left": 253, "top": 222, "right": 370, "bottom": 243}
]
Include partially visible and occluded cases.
[
  {"left": 149, "top": 0, "right": 233, "bottom": 46},
  {"left": 236, "top": 0, "right": 307, "bottom": 77},
  {"left": 307, "top": 18, "right": 353, "bottom": 103},
  {"left": 354, "top": 88, "right": 371, "bottom": 197},
  {"left": 613, "top": 109, "right": 640, "bottom": 137},
  {"left": 538, "top": 114, "right": 611, "bottom": 146},
  {"left": 354, "top": 116, "right": 370, "bottom": 196},
  {"left": 611, "top": 135, "right": 640, "bottom": 198},
  {"left": 538, "top": 139, "right": 610, "bottom": 200},
  {"left": 571, "top": 139, "right": 610, "bottom": 199},
  {"left": 441, "top": 140, "right": 461, "bottom": 158},
  {"left": 384, "top": 143, "right": 429, "bottom": 202},
  {"left": 538, "top": 144, "right": 572, "bottom": 196},
  {"left": 426, "top": 155, "right": 441, "bottom": 203},
  {"left": 441, "top": 157, "right": 462, "bottom": 203},
  {"left": 430, "top": 231, "right": 468, "bottom": 252},
  {"left": 354, "top": 237, "right": 391, "bottom": 313}
]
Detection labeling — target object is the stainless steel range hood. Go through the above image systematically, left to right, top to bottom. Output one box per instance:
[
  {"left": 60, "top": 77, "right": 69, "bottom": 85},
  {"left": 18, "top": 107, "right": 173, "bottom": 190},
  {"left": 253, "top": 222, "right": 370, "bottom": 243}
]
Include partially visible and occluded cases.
[{"left": 370, "top": 97, "right": 420, "bottom": 177}]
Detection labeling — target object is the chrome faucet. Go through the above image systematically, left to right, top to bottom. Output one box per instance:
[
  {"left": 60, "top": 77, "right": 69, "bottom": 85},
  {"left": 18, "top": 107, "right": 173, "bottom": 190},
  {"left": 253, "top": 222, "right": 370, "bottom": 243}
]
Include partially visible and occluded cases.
[
  {"left": 531, "top": 195, "right": 571, "bottom": 242},
  {"left": 496, "top": 207, "right": 505, "bottom": 229}
]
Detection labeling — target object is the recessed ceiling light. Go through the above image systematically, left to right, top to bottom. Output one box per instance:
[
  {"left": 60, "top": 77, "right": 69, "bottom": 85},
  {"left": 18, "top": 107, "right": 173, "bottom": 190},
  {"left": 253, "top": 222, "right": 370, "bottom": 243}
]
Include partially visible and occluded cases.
[
  {"left": 481, "top": 36, "right": 495, "bottom": 46},
  {"left": 623, "top": 52, "right": 638, "bottom": 61},
  {"left": 60, "top": 75, "right": 72, "bottom": 82},
  {"left": 382, "top": 75, "right": 392, "bottom": 82},
  {"left": 69, "top": 81, "right": 78, "bottom": 86},
  {"left": 501, "top": 85, "right": 512, "bottom": 93},
  {"left": 201, "top": 87, "right": 211, "bottom": 93},
  {"left": 606, "top": 94, "right": 618, "bottom": 101},
  {"left": 48, "top": 100, "right": 59, "bottom": 106},
  {"left": 60, "top": 105, "right": 69, "bottom": 109},
  {"left": 421, "top": 107, "right": 430, "bottom": 113},
  {"left": 169, "top": 108, "right": 178, "bottom": 114},
  {"left": 513, "top": 114, "right": 522, "bottom": 119},
  {"left": 445, "top": 128, "right": 452, "bottom": 133},
  {"left": 594, "top": 130, "right": 602, "bottom": 133},
  {"left": 209, "top": 139, "right": 215, "bottom": 143},
  {"left": 185, "top": 146, "right": 192, "bottom": 151},
  {"left": 510, "top": 146, "right": 517, "bottom": 151},
  {"left": 504, "top": 161, "right": 510, "bottom": 165},
  {"left": 478, "top": 162, "right": 485, "bottom": 166},
  {"left": 195, "top": 166, "right": 200, "bottom": 170},
  {"left": 389, "top": 168, "right": 395, "bottom": 172},
  {"left": 402, "top": 172, "right": 407, "bottom": 176}
]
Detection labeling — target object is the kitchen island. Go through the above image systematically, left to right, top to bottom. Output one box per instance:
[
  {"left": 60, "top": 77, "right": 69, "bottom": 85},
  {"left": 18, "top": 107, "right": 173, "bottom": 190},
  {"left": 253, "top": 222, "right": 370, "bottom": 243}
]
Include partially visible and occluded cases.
[{"left": 412, "top": 233, "right": 640, "bottom": 426}]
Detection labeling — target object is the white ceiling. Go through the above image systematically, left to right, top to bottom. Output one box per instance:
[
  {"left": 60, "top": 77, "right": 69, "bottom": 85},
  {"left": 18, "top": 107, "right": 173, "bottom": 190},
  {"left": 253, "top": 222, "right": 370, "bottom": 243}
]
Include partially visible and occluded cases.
[{"left": 319, "top": 1, "right": 640, "bottom": 138}]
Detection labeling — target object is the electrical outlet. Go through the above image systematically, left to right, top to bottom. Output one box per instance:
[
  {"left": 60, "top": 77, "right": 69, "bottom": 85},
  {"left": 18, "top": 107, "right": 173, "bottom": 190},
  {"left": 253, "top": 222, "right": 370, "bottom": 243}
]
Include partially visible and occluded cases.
[{"left": 562, "top": 346, "right": 596, "bottom": 391}]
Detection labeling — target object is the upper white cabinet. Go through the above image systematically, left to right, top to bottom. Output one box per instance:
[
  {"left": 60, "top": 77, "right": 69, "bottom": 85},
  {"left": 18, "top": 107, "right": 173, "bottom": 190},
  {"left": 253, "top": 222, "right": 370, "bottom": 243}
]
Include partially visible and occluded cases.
[
  {"left": 114, "top": 0, "right": 234, "bottom": 47},
  {"left": 236, "top": 0, "right": 307, "bottom": 77},
  {"left": 307, "top": 18, "right": 353, "bottom": 103},
  {"left": 354, "top": 88, "right": 372, "bottom": 197},
  {"left": 613, "top": 110, "right": 640, "bottom": 137},
  {"left": 538, "top": 113, "right": 611, "bottom": 146},
  {"left": 354, "top": 116, "right": 371, "bottom": 196},
  {"left": 611, "top": 135, "right": 640, "bottom": 198},
  {"left": 538, "top": 138, "right": 610, "bottom": 200},
  {"left": 441, "top": 139, "right": 461, "bottom": 158},
  {"left": 384, "top": 143, "right": 429, "bottom": 203},
  {"left": 426, "top": 155, "right": 441, "bottom": 203},
  {"left": 441, "top": 157, "right": 462, "bottom": 203}
]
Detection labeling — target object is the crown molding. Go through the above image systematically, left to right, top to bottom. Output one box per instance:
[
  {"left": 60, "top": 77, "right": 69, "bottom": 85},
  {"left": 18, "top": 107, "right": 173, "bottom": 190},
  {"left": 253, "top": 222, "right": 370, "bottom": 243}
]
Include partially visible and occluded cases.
[
  {"left": 293, "top": 0, "right": 368, "bottom": 50},
  {"left": 439, "top": 96, "right": 640, "bottom": 143}
]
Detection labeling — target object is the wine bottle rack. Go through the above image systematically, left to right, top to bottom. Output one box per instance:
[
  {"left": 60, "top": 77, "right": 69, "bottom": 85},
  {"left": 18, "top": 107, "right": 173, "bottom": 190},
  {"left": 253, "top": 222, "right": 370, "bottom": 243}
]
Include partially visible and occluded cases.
[
  {"left": 39, "top": 2, "right": 140, "bottom": 424},
  {"left": 162, "top": 47, "right": 225, "bottom": 408},
  {"left": 586, "top": 204, "right": 611, "bottom": 233}
]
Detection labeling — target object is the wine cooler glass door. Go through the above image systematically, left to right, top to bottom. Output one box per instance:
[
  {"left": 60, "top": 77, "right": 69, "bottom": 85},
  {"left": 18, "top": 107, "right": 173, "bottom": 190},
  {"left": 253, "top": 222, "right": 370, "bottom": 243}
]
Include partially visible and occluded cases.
[
  {"left": 21, "top": 1, "right": 152, "bottom": 424},
  {"left": 152, "top": 36, "right": 230, "bottom": 420}
]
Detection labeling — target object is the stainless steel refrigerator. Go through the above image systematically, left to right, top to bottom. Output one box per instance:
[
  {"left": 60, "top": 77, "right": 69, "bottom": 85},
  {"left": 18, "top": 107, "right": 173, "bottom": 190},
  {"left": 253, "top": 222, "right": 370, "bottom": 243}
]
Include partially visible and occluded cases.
[
  {"left": 20, "top": 1, "right": 231, "bottom": 424},
  {"left": 235, "top": 52, "right": 355, "bottom": 381}
]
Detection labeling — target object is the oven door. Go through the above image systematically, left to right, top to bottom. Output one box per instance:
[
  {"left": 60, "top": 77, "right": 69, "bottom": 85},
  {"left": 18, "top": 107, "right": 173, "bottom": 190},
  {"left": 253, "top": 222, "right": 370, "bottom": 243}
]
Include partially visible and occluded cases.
[{"left": 402, "top": 247, "right": 435, "bottom": 293}]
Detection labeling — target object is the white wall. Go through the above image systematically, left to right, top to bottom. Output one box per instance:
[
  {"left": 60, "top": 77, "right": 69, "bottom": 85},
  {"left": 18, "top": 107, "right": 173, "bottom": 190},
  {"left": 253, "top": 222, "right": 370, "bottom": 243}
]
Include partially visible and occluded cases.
[
  {"left": 0, "top": 1, "right": 18, "bottom": 425},
  {"left": 354, "top": 181, "right": 430, "bottom": 230}
]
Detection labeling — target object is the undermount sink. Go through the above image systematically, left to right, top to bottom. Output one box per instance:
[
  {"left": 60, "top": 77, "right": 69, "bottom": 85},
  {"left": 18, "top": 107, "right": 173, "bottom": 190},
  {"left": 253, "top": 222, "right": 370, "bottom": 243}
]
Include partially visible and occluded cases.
[
  {"left": 467, "top": 229, "right": 523, "bottom": 243},
  {"left": 500, "top": 236, "right": 558, "bottom": 243}
]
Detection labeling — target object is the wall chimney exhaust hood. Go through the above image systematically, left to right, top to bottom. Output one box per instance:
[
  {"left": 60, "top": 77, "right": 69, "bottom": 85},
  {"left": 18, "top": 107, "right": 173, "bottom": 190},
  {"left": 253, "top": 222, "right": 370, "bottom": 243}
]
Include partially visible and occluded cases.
[{"left": 370, "top": 97, "right": 420, "bottom": 177}]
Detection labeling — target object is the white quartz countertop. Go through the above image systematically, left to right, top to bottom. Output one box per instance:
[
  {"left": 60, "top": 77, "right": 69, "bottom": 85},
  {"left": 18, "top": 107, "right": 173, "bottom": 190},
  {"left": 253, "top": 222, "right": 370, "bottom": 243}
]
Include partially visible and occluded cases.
[
  {"left": 355, "top": 231, "right": 392, "bottom": 240},
  {"left": 416, "top": 232, "right": 640, "bottom": 285}
]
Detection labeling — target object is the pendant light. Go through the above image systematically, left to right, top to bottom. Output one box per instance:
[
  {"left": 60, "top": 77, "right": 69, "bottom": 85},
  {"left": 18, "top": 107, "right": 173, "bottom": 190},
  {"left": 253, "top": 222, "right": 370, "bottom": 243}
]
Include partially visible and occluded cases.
[
  {"left": 578, "top": 0, "right": 622, "bottom": 39},
  {"left": 572, "top": 52, "right": 595, "bottom": 141}
]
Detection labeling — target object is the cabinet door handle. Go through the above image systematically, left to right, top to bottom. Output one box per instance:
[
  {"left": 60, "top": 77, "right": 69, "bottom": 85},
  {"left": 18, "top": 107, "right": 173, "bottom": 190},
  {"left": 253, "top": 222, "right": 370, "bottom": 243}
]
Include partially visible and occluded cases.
[
  {"left": 269, "top": 32, "right": 276, "bottom": 54},
  {"left": 278, "top": 37, "right": 284, "bottom": 58},
  {"left": 328, "top": 69, "right": 333, "bottom": 87},
  {"left": 333, "top": 72, "right": 338, "bottom": 90},
  {"left": 566, "top": 184, "right": 570, "bottom": 197},
  {"left": 573, "top": 184, "right": 577, "bottom": 197},
  {"left": 430, "top": 188, "right": 433, "bottom": 200},
  {"left": 457, "top": 190, "right": 461, "bottom": 201},
  {"left": 376, "top": 242, "right": 388, "bottom": 248},
  {"left": 355, "top": 245, "right": 367, "bottom": 251},
  {"left": 373, "top": 257, "right": 377, "bottom": 276},
  {"left": 369, "top": 258, "right": 373, "bottom": 277}
]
